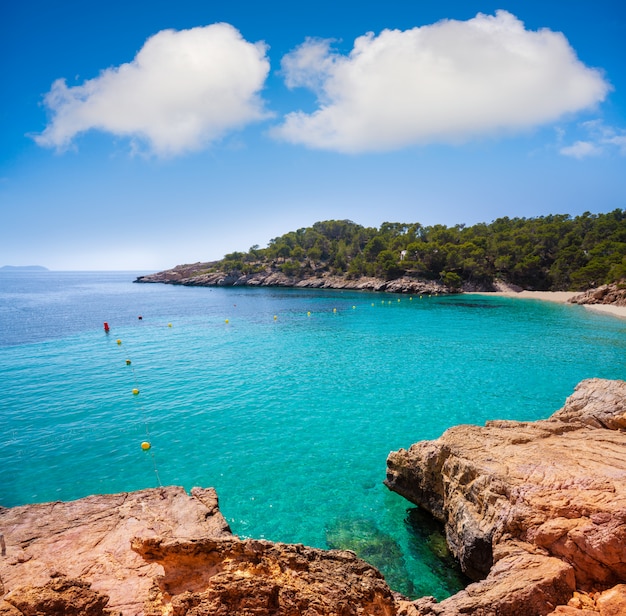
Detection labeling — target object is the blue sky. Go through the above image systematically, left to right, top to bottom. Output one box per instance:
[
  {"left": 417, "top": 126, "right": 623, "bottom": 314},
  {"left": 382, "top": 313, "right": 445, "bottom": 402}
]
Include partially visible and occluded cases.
[{"left": 2, "top": 0, "right": 625, "bottom": 271}]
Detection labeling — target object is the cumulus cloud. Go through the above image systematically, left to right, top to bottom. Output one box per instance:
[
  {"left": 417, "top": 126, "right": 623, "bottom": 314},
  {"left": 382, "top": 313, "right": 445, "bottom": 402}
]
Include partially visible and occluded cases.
[
  {"left": 272, "top": 10, "right": 611, "bottom": 152},
  {"left": 34, "top": 24, "right": 271, "bottom": 156}
]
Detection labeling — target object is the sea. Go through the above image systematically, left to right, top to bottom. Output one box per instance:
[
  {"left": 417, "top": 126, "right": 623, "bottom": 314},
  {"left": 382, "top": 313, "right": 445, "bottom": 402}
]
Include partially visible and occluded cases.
[{"left": 1, "top": 270, "right": 625, "bottom": 599}]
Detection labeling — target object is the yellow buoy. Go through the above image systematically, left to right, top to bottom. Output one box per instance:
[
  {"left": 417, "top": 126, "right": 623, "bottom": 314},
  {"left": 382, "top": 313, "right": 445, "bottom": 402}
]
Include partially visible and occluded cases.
[
  {"left": 410, "top": 297, "right": 413, "bottom": 301},
  {"left": 397, "top": 298, "right": 401, "bottom": 302},
  {"left": 371, "top": 303, "right": 374, "bottom": 307},
  {"left": 352, "top": 306, "right": 356, "bottom": 310},
  {"left": 333, "top": 308, "right": 337, "bottom": 313},
  {"left": 307, "top": 311, "right": 311, "bottom": 317},
  {"left": 274, "top": 315, "right": 278, "bottom": 320},
  {"left": 168, "top": 323, "right": 172, "bottom": 328},
  {"left": 116, "top": 339, "right": 122, "bottom": 345},
  {"left": 125, "top": 359, "right": 131, "bottom": 365},
  {"left": 132, "top": 388, "right": 139, "bottom": 395},
  {"left": 141, "top": 441, "right": 151, "bottom": 450}
]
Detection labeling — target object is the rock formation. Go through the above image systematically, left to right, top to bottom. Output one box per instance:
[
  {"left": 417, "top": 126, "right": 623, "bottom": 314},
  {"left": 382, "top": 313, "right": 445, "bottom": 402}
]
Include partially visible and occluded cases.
[
  {"left": 135, "top": 266, "right": 451, "bottom": 296},
  {"left": 569, "top": 282, "right": 626, "bottom": 306},
  {"left": 385, "top": 378, "right": 626, "bottom": 615},
  {"left": 0, "top": 487, "right": 396, "bottom": 616},
  {"left": 0, "top": 487, "right": 232, "bottom": 615},
  {"left": 132, "top": 536, "right": 396, "bottom": 615}
]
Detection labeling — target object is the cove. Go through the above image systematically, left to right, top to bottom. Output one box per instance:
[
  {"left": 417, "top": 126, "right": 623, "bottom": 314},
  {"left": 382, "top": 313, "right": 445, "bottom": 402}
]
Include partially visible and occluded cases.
[{"left": 1, "top": 273, "right": 625, "bottom": 598}]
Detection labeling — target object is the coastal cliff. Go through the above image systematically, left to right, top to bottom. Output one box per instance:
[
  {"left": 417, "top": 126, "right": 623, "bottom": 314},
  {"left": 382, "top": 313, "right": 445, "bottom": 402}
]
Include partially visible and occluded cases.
[
  {"left": 135, "top": 264, "right": 624, "bottom": 304},
  {"left": 135, "top": 265, "right": 453, "bottom": 295},
  {"left": 386, "top": 378, "right": 626, "bottom": 615},
  {"left": 2, "top": 379, "right": 626, "bottom": 615}
]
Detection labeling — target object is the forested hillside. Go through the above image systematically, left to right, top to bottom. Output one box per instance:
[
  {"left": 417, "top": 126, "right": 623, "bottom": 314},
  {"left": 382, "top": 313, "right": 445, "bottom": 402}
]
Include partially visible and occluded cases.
[{"left": 208, "top": 210, "right": 626, "bottom": 291}]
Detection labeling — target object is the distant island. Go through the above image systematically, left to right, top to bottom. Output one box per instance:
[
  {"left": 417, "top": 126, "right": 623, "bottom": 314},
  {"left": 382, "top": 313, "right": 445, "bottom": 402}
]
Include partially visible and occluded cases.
[
  {"left": 136, "top": 211, "right": 626, "bottom": 295},
  {"left": 0, "top": 265, "right": 49, "bottom": 271}
]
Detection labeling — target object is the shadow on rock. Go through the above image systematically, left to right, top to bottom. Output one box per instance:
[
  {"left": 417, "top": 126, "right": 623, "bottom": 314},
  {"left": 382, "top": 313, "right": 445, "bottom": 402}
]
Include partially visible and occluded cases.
[{"left": 405, "top": 507, "right": 469, "bottom": 599}]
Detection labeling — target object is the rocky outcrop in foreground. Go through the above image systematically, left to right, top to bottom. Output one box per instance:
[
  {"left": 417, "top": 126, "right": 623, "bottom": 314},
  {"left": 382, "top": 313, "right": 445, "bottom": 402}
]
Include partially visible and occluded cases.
[
  {"left": 135, "top": 265, "right": 451, "bottom": 295},
  {"left": 569, "top": 282, "right": 626, "bottom": 306},
  {"left": 386, "top": 378, "right": 626, "bottom": 616},
  {"left": 3, "top": 380, "right": 626, "bottom": 615},
  {"left": 0, "top": 487, "right": 395, "bottom": 616}
]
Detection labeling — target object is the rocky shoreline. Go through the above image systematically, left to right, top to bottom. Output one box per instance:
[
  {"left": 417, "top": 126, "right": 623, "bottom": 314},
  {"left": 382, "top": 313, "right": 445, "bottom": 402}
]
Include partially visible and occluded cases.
[
  {"left": 135, "top": 266, "right": 626, "bottom": 307},
  {"left": 135, "top": 266, "right": 454, "bottom": 296},
  {"left": 568, "top": 282, "right": 626, "bottom": 307},
  {"left": 387, "top": 378, "right": 626, "bottom": 616},
  {"left": 2, "top": 379, "right": 626, "bottom": 615}
]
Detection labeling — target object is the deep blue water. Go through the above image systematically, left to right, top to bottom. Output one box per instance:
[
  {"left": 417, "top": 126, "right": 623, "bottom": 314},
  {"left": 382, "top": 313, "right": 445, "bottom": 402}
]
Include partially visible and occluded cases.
[{"left": 1, "top": 271, "right": 625, "bottom": 599}]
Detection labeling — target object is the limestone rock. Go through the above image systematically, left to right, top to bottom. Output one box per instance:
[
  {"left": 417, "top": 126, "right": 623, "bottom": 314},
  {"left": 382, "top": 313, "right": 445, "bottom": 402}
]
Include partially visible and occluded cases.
[
  {"left": 135, "top": 268, "right": 450, "bottom": 295},
  {"left": 569, "top": 283, "right": 626, "bottom": 306},
  {"left": 385, "top": 378, "right": 626, "bottom": 615},
  {"left": 0, "top": 486, "right": 231, "bottom": 616},
  {"left": 0, "top": 487, "right": 397, "bottom": 616},
  {"left": 132, "top": 536, "right": 397, "bottom": 615},
  {"left": 3, "top": 576, "right": 112, "bottom": 616}
]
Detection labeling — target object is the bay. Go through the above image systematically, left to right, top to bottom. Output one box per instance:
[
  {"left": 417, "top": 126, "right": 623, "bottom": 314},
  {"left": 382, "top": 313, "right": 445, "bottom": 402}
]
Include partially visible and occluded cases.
[{"left": 1, "top": 270, "right": 625, "bottom": 599}]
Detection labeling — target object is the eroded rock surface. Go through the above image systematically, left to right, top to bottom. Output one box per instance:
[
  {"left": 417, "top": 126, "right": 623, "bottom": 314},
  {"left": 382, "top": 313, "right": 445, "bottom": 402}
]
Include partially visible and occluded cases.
[
  {"left": 135, "top": 267, "right": 450, "bottom": 295},
  {"left": 385, "top": 378, "right": 626, "bottom": 615},
  {"left": 0, "top": 487, "right": 231, "bottom": 615},
  {"left": 0, "top": 487, "right": 396, "bottom": 616},
  {"left": 132, "top": 536, "right": 396, "bottom": 615}
]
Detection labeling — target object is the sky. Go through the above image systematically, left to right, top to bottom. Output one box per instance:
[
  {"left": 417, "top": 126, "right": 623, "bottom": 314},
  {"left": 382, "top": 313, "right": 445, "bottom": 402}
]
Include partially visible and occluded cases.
[{"left": 1, "top": 0, "right": 625, "bottom": 271}]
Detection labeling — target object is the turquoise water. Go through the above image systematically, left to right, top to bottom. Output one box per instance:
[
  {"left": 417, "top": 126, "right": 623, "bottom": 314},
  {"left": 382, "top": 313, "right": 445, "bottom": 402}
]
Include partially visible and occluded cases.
[{"left": 1, "top": 271, "right": 625, "bottom": 599}]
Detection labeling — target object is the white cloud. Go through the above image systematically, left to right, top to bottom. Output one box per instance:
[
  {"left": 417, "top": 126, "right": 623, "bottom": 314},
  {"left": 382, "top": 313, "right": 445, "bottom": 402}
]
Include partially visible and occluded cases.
[
  {"left": 272, "top": 10, "right": 610, "bottom": 153},
  {"left": 34, "top": 24, "right": 271, "bottom": 156},
  {"left": 559, "top": 119, "right": 626, "bottom": 158},
  {"left": 604, "top": 135, "right": 626, "bottom": 155},
  {"left": 559, "top": 140, "right": 603, "bottom": 159}
]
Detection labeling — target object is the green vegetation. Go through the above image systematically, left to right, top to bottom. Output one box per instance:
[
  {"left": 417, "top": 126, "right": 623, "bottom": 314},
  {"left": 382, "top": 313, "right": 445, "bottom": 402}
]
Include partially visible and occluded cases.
[{"left": 210, "top": 210, "right": 626, "bottom": 291}]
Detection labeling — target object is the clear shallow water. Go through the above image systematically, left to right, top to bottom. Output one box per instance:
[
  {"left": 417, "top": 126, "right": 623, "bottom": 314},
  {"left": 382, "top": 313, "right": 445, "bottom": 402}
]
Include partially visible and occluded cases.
[{"left": 1, "top": 271, "right": 625, "bottom": 599}]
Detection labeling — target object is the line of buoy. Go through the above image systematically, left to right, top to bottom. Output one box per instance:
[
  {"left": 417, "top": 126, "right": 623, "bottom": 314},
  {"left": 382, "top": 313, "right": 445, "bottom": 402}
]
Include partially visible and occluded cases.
[{"left": 107, "top": 326, "right": 162, "bottom": 486}]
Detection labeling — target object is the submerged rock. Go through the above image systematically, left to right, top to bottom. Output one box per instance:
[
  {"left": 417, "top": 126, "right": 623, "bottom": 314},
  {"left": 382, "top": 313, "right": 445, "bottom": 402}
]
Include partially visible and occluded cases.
[
  {"left": 385, "top": 378, "right": 626, "bottom": 615},
  {"left": 325, "top": 517, "right": 416, "bottom": 598}
]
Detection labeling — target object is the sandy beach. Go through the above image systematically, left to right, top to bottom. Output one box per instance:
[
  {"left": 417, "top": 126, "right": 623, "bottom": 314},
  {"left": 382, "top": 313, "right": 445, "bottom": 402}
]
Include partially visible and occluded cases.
[
  {"left": 467, "top": 289, "right": 626, "bottom": 320},
  {"left": 580, "top": 304, "right": 626, "bottom": 319}
]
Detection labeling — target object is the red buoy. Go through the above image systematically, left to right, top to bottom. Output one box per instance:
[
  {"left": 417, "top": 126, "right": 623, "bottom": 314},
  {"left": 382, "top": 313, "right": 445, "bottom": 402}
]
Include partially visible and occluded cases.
[{"left": 104, "top": 322, "right": 110, "bottom": 332}]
